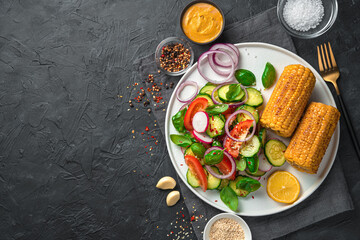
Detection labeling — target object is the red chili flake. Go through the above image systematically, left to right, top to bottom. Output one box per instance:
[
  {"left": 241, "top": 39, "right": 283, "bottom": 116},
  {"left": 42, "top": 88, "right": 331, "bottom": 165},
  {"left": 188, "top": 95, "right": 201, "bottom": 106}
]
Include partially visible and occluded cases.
[
  {"left": 140, "top": 87, "right": 143, "bottom": 89},
  {"left": 147, "top": 88, "right": 151, "bottom": 92},
  {"left": 212, "top": 115, "right": 214, "bottom": 121},
  {"left": 145, "top": 126, "right": 149, "bottom": 131},
  {"left": 141, "top": 132, "right": 144, "bottom": 135},
  {"left": 151, "top": 136, "right": 155, "bottom": 138},
  {"left": 155, "top": 142, "right": 158, "bottom": 145},
  {"left": 145, "top": 146, "right": 147, "bottom": 148},
  {"left": 248, "top": 161, "right": 251, "bottom": 164},
  {"left": 180, "top": 164, "right": 183, "bottom": 166},
  {"left": 147, "top": 174, "right": 149, "bottom": 177},
  {"left": 252, "top": 196, "right": 254, "bottom": 199},
  {"left": 215, "top": 200, "right": 218, "bottom": 202},
  {"left": 182, "top": 214, "right": 184, "bottom": 218},
  {"left": 190, "top": 216, "right": 195, "bottom": 221}
]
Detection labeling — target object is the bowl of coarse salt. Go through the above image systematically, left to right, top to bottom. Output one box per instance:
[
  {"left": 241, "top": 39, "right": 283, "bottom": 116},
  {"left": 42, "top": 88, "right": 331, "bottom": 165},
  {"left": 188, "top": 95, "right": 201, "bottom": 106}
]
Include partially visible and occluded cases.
[
  {"left": 277, "top": 0, "right": 338, "bottom": 39},
  {"left": 203, "top": 213, "right": 252, "bottom": 240}
]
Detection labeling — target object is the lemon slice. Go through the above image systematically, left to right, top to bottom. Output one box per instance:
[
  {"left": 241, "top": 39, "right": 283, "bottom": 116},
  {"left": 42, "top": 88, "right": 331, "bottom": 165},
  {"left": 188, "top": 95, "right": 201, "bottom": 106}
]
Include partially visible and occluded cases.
[{"left": 267, "top": 171, "right": 300, "bottom": 204}]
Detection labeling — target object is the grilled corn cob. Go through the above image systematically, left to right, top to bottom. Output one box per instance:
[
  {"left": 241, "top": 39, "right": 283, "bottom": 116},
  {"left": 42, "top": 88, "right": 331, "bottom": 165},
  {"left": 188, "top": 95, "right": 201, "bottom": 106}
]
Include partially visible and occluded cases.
[
  {"left": 260, "top": 64, "right": 316, "bottom": 137},
  {"left": 284, "top": 102, "right": 340, "bottom": 174}
]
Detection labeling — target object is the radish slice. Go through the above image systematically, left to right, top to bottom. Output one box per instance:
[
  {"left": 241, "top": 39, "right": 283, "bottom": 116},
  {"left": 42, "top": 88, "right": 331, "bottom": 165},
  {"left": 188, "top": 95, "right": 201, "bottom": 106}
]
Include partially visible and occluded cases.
[
  {"left": 192, "top": 111, "right": 209, "bottom": 133},
  {"left": 192, "top": 130, "right": 213, "bottom": 144},
  {"left": 258, "top": 151, "right": 273, "bottom": 172}
]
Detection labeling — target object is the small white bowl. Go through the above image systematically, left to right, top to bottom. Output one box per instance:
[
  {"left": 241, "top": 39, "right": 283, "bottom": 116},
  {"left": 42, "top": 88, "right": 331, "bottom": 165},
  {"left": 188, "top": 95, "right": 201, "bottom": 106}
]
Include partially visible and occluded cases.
[{"left": 203, "top": 213, "right": 252, "bottom": 240}]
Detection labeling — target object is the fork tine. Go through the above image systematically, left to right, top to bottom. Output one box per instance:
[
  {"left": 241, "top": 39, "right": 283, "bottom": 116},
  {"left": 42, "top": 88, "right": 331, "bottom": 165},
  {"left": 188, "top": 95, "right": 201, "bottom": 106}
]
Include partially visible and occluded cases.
[
  {"left": 328, "top": 42, "right": 338, "bottom": 68},
  {"left": 323, "top": 43, "right": 332, "bottom": 69},
  {"left": 320, "top": 44, "right": 328, "bottom": 70},
  {"left": 317, "top": 46, "right": 324, "bottom": 72}
]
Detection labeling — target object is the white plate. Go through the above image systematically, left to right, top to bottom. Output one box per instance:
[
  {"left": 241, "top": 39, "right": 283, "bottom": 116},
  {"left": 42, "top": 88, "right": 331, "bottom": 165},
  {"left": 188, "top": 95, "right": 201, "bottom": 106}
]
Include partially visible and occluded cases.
[{"left": 165, "top": 42, "right": 340, "bottom": 217}]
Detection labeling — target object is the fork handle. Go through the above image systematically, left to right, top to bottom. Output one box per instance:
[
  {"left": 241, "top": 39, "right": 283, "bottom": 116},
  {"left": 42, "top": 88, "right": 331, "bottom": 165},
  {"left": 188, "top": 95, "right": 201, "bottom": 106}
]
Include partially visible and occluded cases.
[{"left": 337, "top": 94, "right": 360, "bottom": 160}]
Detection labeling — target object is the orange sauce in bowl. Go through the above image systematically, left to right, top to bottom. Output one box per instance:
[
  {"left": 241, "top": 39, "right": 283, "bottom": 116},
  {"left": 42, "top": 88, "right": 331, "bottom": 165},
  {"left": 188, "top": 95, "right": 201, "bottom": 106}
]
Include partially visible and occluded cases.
[{"left": 181, "top": 2, "right": 224, "bottom": 44}]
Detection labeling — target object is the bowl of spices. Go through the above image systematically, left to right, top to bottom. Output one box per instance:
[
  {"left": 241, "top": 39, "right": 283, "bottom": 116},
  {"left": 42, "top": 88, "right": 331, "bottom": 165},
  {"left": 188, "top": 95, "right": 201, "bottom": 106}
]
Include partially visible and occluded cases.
[
  {"left": 277, "top": 0, "right": 338, "bottom": 39},
  {"left": 180, "top": 1, "right": 225, "bottom": 44},
  {"left": 155, "top": 37, "right": 194, "bottom": 76},
  {"left": 203, "top": 213, "right": 252, "bottom": 240}
]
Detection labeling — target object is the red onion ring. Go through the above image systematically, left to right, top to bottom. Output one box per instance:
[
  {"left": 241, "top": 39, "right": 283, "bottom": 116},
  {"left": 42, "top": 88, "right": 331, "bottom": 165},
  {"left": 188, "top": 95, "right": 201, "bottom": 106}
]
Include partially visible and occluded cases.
[
  {"left": 209, "top": 43, "right": 239, "bottom": 69},
  {"left": 225, "top": 43, "right": 240, "bottom": 58},
  {"left": 197, "top": 50, "right": 235, "bottom": 84},
  {"left": 176, "top": 81, "right": 198, "bottom": 103},
  {"left": 211, "top": 84, "right": 248, "bottom": 107},
  {"left": 179, "top": 103, "right": 189, "bottom": 111},
  {"left": 225, "top": 110, "right": 256, "bottom": 142},
  {"left": 204, "top": 146, "right": 236, "bottom": 179}
]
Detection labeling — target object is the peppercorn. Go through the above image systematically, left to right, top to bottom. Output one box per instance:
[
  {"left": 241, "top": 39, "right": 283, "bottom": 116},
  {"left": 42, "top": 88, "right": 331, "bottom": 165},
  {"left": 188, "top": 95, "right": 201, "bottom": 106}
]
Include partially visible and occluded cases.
[
  {"left": 159, "top": 43, "right": 191, "bottom": 72},
  {"left": 170, "top": 82, "right": 174, "bottom": 88},
  {"left": 144, "top": 100, "right": 150, "bottom": 107},
  {"left": 129, "top": 103, "right": 134, "bottom": 107},
  {"left": 147, "top": 109, "right": 151, "bottom": 113}
]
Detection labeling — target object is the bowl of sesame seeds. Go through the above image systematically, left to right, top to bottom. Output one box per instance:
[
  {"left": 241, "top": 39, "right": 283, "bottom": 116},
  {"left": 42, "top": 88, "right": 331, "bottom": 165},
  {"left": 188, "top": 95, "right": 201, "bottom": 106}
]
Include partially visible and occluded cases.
[
  {"left": 277, "top": 0, "right": 338, "bottom": 39},
  {"left": 155, "top": 37, "right": 194, "bottom": 76},
  {"left": 203, "top": 213, "right": 252, "bottom": 240}
]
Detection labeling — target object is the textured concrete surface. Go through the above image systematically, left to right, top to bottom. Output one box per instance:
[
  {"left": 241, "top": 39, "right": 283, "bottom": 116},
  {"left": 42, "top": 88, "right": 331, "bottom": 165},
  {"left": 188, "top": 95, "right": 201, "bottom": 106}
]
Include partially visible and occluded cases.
[{"left": 0, "top": 0, "right": 359, "bottom": 239}]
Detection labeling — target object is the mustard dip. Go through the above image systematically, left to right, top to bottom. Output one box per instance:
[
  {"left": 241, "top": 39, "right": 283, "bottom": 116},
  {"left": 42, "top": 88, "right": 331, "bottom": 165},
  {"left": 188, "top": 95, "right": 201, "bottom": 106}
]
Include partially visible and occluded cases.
[{"left": 182, "top": 3, "right": 224, "bottom": 44}]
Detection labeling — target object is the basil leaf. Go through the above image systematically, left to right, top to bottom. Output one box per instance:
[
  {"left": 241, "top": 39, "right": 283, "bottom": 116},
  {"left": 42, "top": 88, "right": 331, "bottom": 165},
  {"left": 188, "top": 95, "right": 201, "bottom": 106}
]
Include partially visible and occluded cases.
[
  {"left": 226, "top": 84, "right": 241, "bottom": 101},
  {"left": 205, "top": 104, "right": 229, "bottom": 114},
  {"left": 171, "top": 108, "right": 187, "bottom": 133},
  {"left": 170, "top": 134, "right": 192, "bottom": 147},
  {"left": 190, "top": 143, "right": 206, "bottom": 158},
  {"left": 204, "top": 149, "right": 224, "bottom": 165},
  {"left": 236, "top": 177, "right": 261, "bottom": 193},
  {"left": 220, "top": 186, "right": 238, "bottom": 211}
]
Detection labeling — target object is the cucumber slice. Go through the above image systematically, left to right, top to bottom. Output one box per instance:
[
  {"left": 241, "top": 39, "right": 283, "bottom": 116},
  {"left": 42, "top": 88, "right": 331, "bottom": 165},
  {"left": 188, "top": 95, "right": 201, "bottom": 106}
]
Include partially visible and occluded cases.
[
  {"left": 199, "top": 83, "right": 216, "bottom": 97},
  {"left": 218, "top": 84, "right": 245, "bottom": 102},
  {"left": 244, "top": 87, "right": 263, "bottom": 107},
  {"left": 195, "top": 94, "right": 214, "bottom": 106},
  {"left": 236, "top": 105, "right": 259, "bottom": 123},
  {"left": 206, "top": 115, "right": 225, "bottom": 138},
  {"left": 259, "top": 128, "right": 267, "bottom": 148},
  {"left": 240, "top": 135, "right": 261, "bottom": 157},
  {"left": 265, "top": 139, "right": 287, "bottom": 167},
  {"left": 184, "top": 147, "right": 205, "bottom": 165},
  {"left": 206, "top": 167, "right": 221, "bottom": 190},
  {"left": 186, "top": 169, "right": 200, "bottom": 188},
  {"left": 245, "top": 169, "right": 266, "bottom": 177},
  {"left": 229, "top": 176, "right": 249, "bottom": 197},
  {"left": 217, "top": 179, "right": 230, "bottom": 191}
]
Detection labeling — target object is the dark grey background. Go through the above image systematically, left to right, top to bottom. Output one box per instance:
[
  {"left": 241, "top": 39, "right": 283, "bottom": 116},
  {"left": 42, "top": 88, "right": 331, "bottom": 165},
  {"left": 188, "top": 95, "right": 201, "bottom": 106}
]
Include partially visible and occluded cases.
[{"left": 0, "top": 0, "right": 359, "bottom": 239}]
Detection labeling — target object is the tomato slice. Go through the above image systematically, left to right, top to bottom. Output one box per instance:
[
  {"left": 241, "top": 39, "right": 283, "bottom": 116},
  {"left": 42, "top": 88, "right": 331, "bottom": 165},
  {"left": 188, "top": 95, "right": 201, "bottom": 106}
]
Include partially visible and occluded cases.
[
  {"left": 184, "top": 98, "right": 209, "bottom": 132},
  {"left": 224, "top": 119, "right": 253, "bottom": 158},
  {"left": 185, "top": 155, "right": 208, "bottom": 192},
  {"left": 215, "top": 155, "right": 236, "bottom": 180}
]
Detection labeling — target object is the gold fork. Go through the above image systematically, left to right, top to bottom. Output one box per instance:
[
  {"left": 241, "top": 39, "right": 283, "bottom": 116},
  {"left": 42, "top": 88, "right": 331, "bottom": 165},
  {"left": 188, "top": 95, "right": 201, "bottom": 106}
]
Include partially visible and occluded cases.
[{"left": 317, "top": 42, "right": 360, "bottom": 159}]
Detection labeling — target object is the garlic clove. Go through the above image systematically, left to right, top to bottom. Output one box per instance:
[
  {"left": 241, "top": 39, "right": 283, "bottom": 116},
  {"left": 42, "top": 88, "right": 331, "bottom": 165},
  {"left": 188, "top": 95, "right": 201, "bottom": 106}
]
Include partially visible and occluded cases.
[
  {"left": 156, "top": 176, "right": 176, "bottom": 190},
  {"left": 166, "top": 191, "right": 180, "bottom": 207}
]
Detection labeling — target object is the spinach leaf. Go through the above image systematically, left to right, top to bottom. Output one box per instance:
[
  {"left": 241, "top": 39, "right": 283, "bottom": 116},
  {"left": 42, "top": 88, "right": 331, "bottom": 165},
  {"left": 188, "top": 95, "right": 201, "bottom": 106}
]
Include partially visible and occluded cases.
[
  {"left": 226, "top": 84, "right": 241, "bottom": 101},
  {"left": 171, "top": 108, "right": 187, "bottom": 133},
  {"left": 170, "top": 134, "right": 192, "bottom": 147},
  {"left": 236, "top": 177, "right": 261, "bottom": 193},
  {"left": 220, "top": 186, "right": 238, "bottom": 211}
]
